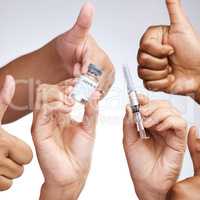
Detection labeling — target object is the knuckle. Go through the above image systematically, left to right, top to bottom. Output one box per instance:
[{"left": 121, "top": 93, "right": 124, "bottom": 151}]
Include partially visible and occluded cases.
[
  {"left": 146, "top": 25, "right": 157, "bottom": 32},
  {"left": 141, "top": 40, "right": 152, "bottom": 51},
  {"left": 138, "top": 53, "right": 149, "bottom": 65},
  {"left": 14, "top": 166, "right": 24, "bottom": 178}
]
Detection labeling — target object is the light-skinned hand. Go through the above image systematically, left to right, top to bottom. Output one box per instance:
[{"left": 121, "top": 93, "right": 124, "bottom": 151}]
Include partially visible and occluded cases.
[
  {"left": 138, "top": 0, "right": 200, "bottom": 103},
  {"left": 54, "top": 2, "right": 115, "bottom": 97},
  {"left": 0, "top": 75, "right": 32, "bottom": 191},
  {"left": 31, "top": 79, "right": 100, "bottom": 200},
  {"left": 123, "top": 95, "right": 187, "bottom": 200}
]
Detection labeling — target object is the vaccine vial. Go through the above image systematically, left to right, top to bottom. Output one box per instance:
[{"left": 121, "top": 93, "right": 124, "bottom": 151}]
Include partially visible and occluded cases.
[{"left": 71, "top": 64, "right": 103, "bottom": 104}]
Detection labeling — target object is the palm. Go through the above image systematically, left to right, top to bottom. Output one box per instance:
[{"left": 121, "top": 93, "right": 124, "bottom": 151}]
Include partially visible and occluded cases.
[
  {"left": 36, "top": 113, "right": 94, "bottom": 185},
  {"left": 127, "top": 129, "right": 184, "bottom": 192}
]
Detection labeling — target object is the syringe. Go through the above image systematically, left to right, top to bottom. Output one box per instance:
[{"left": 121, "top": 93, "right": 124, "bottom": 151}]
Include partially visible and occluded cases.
[{"left": 123, "top": 65, "right": 149, "bottom": 139}]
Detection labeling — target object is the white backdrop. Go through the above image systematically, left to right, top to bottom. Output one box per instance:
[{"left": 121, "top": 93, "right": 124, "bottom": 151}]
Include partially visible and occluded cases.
[{"left": 1, "top": 0, "right": 200, "bottom": 199}]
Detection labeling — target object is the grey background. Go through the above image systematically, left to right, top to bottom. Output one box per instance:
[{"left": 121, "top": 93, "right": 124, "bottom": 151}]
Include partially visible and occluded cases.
[{"left": 0, "top": 0, "right": 200, "bottom": 199}]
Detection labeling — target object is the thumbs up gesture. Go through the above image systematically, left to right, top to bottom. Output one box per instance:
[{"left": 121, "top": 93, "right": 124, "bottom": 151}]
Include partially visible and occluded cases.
[
  {"left": 138, "top": 0, "right": 200, "bottom": 102},
  {"left": 55, "top": 3, "right": 114, "bottom": 97},
  {"left": 0, "top": 76, "right": 32, "bottom": 191}
]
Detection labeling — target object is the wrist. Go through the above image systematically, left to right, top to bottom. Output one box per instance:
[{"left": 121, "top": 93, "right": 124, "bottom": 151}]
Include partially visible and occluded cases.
[
  {"left": 40, "top": 40, "right": 70, "bottom": 82},
  {"left": 40, "top": 181, "right": 84, "bottom": 200},
  {"left": 135, "top": 184, "right": 166, "bottom": 200}
]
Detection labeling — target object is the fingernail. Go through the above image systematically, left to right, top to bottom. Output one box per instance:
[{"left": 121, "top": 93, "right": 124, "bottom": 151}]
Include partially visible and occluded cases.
[{"left": 168, "top": 49, "right": 174, "bottom": 56}]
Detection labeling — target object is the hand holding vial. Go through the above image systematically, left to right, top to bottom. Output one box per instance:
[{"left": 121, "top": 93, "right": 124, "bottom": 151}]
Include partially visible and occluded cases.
[{"left": 31, "top": 79, "right": 100, "bottom": 200}]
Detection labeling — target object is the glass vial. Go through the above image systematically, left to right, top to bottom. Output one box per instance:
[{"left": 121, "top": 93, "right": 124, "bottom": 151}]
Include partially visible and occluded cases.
[{"left": 71, "top": 64, "right": 102, "bottom": 104}]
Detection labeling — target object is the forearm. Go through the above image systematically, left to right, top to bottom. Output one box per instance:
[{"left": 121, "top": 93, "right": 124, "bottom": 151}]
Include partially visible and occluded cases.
[
  {"left": 1, "top": 40, "right": 69, "bottom": 123},
  {"left": 40, "top": 182, "right": 84, "bottom": 200}
]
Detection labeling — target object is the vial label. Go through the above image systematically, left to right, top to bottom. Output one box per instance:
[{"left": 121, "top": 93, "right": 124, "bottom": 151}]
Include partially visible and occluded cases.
[{"left": 71, "top": 75, "right": 98, "bottom": 103}]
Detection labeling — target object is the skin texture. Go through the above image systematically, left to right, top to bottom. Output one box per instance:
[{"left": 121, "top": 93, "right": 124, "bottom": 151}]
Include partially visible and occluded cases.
[
  {"left": 137, "top": 0, "right": 200, "bottom": 103},
  {"left": 2, "top": 2, "right": 114, "bottom": 124},
  {"left": 0, "top": 75, "right": 32, "bottom": 191},
  {"left": 31, "top": 79, "right": 100, "bottom": 200},
  {"left": 123, "top": 95, "right": 187, "bottom": 200},
  {"left": 168, "top": 127, "right": 200, "bottom": 200}
]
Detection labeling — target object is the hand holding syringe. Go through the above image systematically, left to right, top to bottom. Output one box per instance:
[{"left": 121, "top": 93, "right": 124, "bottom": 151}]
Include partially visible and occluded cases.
[{"left": 123, "top": 66, "right": 149, "bottom": 139}]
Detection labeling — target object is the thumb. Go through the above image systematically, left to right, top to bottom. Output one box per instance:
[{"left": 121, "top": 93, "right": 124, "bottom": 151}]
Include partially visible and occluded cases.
[
  {"left": 166, "top": 0, "right": 188, "bottom": 25},
  {"left": 69, "top": 2, "right": 94, "bottom": 40},
  {"left": 0, "top": 75, "right": 15, "bottom": 122},
  {"left": 123, "top": 105, "right": 139, "bottom": 147},
  {"left": 188, "top": 126, "right": 200, "bottom": 176}
]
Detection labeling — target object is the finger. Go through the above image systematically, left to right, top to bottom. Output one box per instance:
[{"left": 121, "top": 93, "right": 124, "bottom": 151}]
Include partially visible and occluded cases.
[
  {"left": 166, "top": 0, "right": 188, "bottom": 25},
  {"left": 69, "top": 2, "right": 94, "bottom": 40},
  {"left": 140, "top": 27, "right": 174, "bottom": 58},
  {"left": 141, "top": 40, "right": 174, "bottom": 58},
  {"left": 81, "top": 46, "right": 91, "bottom": 74},
  {"left": 138, "top": 51, "right": 169, "bottom": 70},
  {"left": 73, "top": 63, "right": 82, "bottom": 77},
  {"left": 97, "top": 66, "right": 115, "bottom": 98},
  {"left": 138, "top": 67, "right": 169, "bottom": 81},
  {"left": 0, "top": 75, "right": 15, "bottom": 122},
  {"left": 144, "top": 75, "right": 175, "bottom": 91},
  {"left": 57, "top": 79, "right": 76, "bottom": 87},
  {"left": 36, "top": 84, "right": 74, "bottom": 109},
  {"left": 81, "top": 93, "right": 99, "bottom": 136},
  {"left": 137, "top": 94, "right": 150, "bottom": 106},
  {"left": 140, "top": 100, "right": 173, "bottom": 117},
  {"left": 32, "top": 102, "right": 72, "bottom": 141},
  {"left": 123, "top": 105, "right": 139, "bottom": 146},
  {"left": 143, "top": 107, "right": 181, "bottom": 129},
  {"left": 155, "top": 115, "right": 187, "bottom": 135},
  {"left": 188, "top": 126, "right": 200, "bottom": 176},
  {"left": 7, "top": 134, "right": 33, "bottom": 165},
  {"left": 0, "top": 158, "right": 23, "bottom": 179},
  {"left": 0, "top": 176, "right": 12, "bottom": 191}
]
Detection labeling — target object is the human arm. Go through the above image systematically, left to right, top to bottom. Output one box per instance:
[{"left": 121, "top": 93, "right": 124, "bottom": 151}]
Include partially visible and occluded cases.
[
  {"left": 137, "top": 0, "right": 200, "bottom": 103},
  {"left": 2, "top": 2, "right": 114, "bottom": 124},
  {"left": 0, "top": 75, "right": 32, "bottom": 190},
  {"left": 31, "top": 80, "right": 100, "bottom": 200},
  {"left": 123, "top": 95, "right": 187, "bottom": 200}
]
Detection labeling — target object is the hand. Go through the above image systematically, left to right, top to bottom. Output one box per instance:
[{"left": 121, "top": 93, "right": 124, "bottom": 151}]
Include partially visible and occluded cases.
[
  {"left": 137, "top": 0, "right": 200, "bottom": 103},
  {"left": 54, "top": 3, "right": 115, "bottom": 97},
  {"left": 0, "top": 75, "right": 32, "bottom": 191},
  {"left": 31, "top": 79, "right": 100, "bottom": 200},
  {"left": 123, "top": 95, "right": 187, "bottom": 200},
  {"left": 168, "top": 127, "right": 200, "bottom": 200}
]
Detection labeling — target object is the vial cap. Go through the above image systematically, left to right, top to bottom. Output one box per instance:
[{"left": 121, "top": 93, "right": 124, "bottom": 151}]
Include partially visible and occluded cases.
[{"left": 88, "top": 64, "right": 102, "bottom": 76}]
